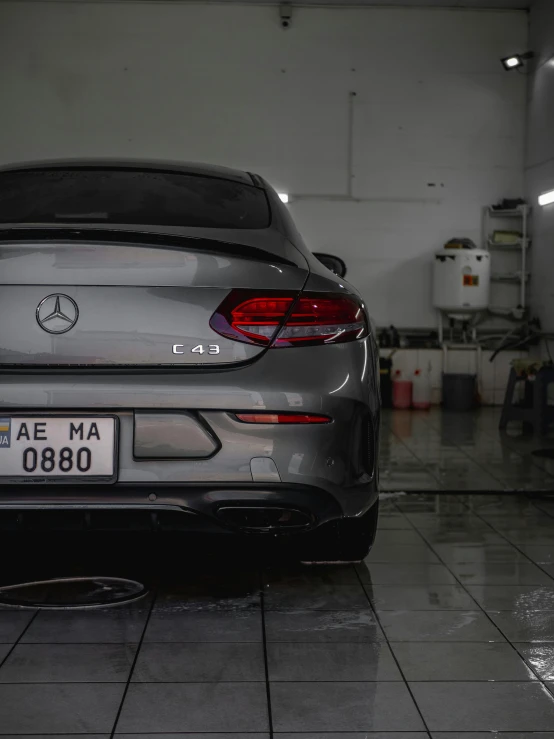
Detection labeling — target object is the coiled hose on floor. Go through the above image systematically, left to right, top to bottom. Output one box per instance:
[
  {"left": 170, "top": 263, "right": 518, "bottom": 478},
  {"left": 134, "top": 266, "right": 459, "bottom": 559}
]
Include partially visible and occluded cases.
[{"left": 0, "top": 576, "right": 148, "bottom": 609}]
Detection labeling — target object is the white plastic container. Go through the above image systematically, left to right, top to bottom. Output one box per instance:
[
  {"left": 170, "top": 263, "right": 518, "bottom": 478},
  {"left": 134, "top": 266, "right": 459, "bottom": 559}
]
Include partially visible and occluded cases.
[
  {"left": 433, "top": 248, "right": 491, "bottom": 313},
  {"left": 412, "top": 367, "right": 431, "bottom": 410}
]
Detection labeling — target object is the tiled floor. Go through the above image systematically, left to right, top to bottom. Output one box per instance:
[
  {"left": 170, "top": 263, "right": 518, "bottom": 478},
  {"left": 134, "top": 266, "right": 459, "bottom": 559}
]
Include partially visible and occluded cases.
[
  {"left": 381, "top": 407, "right": 554, "bottom": 491},
  {"left": 0, "top": 491, "right": 553, "bottom": 735}
]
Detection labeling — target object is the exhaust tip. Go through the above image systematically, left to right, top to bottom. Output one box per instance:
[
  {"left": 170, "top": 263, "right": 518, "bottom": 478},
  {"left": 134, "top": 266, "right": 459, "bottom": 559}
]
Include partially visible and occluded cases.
[{"left": 216, "top": 506, "right": 312, "bottom": 532}]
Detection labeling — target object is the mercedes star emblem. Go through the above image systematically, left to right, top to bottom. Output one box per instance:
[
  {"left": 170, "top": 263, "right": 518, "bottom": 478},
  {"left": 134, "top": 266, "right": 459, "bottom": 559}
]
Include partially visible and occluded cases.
[{"left": 36, "top": 294, "right": 79, "bottom": 334}]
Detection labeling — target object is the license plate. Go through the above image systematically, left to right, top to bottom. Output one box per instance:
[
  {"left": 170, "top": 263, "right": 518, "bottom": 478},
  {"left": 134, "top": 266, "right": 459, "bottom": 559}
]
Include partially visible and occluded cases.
[{"left": 0, "top": 416, "right": 116, "bottom": 479}]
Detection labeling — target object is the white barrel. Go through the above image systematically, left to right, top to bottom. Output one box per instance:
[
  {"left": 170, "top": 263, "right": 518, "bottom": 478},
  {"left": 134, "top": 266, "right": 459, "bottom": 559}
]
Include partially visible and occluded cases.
[{"left": 433, "top": 248, "right": 490, "bottom": 313}]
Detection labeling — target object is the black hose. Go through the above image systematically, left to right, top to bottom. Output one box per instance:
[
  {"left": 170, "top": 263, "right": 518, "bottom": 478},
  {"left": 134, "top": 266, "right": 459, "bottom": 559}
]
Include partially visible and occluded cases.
[{"left": 0, "top": 576, "right": 148, "bottom": 610}]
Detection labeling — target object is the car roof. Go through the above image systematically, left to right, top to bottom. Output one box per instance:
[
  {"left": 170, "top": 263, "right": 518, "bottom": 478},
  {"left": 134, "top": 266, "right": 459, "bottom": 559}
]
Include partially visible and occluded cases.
[{"left": 0, "top": 158, "right": 258, "bottom": 186}]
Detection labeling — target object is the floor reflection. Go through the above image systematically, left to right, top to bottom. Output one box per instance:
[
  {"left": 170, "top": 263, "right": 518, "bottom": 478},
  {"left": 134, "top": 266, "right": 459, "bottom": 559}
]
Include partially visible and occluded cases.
[
  {"left": 381, "top": 407, "right": 554, "bottom": 491},
  {"left": 0, "top": 491, "right": 552, "bottom": 733}
]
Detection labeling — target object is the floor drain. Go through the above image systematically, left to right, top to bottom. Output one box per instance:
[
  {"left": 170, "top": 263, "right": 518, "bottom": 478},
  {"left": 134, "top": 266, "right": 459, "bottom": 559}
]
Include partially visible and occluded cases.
[{"left": 0, "top": 576, "right": 148, "bottom": 610}]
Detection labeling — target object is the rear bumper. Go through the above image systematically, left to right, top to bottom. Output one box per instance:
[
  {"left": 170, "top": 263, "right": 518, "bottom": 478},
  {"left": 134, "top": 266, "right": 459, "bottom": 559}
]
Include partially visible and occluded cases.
[
  {"left": 0, "top": 342, "right": 380, "bottom": 524},
  {"left": 0, "top": 482, "right": 346, "bottom": 533}
]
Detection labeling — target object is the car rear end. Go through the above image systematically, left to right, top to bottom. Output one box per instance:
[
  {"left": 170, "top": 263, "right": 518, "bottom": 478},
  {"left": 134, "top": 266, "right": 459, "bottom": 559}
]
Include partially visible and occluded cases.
[{"left": 0, "top": 162, "right": 379, "bottom": 555}]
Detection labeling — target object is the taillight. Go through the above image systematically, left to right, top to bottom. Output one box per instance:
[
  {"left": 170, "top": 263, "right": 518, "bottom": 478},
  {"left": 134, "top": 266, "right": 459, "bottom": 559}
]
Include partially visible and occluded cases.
[
  {"left": 210, "top": 290, "right": 368, "bottom": 347},
  {"left": 274, "top": 294, "right": 368, "bottom": 347},
  {"left": 236, "top": 413, "right": 331, "bottom": 424}
]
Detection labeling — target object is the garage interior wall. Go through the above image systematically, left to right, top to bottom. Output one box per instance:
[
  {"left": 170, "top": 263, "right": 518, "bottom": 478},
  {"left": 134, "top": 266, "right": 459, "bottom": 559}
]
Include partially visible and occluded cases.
[
  {"left": 526, "top": 0, "right": 554, "bottom": 335},
  {"left": 0, "top": 1, "right": 527, "bottom": 330}
]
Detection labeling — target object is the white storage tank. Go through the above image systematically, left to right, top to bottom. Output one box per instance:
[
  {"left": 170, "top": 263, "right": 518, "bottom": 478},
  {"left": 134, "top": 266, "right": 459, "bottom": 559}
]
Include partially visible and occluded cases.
[{"left": 433, "top": 248, "right": 490, "bottom": 314}]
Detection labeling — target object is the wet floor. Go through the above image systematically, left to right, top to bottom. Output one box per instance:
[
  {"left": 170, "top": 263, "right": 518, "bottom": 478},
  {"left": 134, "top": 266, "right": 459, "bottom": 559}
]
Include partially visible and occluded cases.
[
  {"left": 381, "top": 407, "right": 554, "bottom": 492},
  {"left": 0, "top": 491, "right": 553, "bottom": 735}
]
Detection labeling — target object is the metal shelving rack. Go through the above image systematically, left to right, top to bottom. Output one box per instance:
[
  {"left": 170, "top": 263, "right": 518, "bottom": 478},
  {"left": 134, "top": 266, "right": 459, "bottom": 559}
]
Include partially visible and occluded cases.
[{"left": 482, "top": 204, "right": 531, "bottom": 320}]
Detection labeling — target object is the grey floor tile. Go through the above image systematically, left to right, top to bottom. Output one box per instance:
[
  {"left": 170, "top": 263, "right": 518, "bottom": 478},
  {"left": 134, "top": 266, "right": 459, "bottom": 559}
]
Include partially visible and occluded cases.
[
  {"left": 380, "top": 471, "right": 440, "bottom": 491},
  {"left": 431, "top": 475, "right": 504, "bottom": 491},
  {"left": 502, "top": 479, "right": 554, "bottom": 492},
  {"left": 395, "top": 495, "right": 469, "bottom": 514},
  {"left": 480, "top": 512, "right": 554, "bottom": 528},
  {"left": 404, "top": 513, "right": 489, "bottom": 529},
  {"left": 377, "top": 515, "right": 413, "bottom": 530},
  {"left": 404, "top": 520, "right": 495, "bottom": 536},
  {"left": 371, "top": 530, "right": 427, "bottom": 546},
  {"left": 421, "top": 530, "right": 507, "bottom": 547},
  {"left": 502, "top": 530, "right": 554, "bottom": 546},
  {"left": 432, "top": 542, "right": 530, "bottom": 564},
  {"left": 366, "top": 543, "right": 441, "bottom": 563},
  {"left": 519, "top": 546, "right": 554, "bottom": 564},
  {"left": 449, "top": 561, "right": 554, "bottom": 586},
  {"left": 363, "top": 563, "right": 456, "bottom": 584},
  {"left": 264, "top": 564, "right": 360, "bottom": 587},
  {"left": 541, "top": 564, "right": 554, "bottom": 580},
  {"left": 154, "top": 568, "right": 259, "bottom": 590},
  {"left": 263, "top": 583, "right": 369, "bottom": 610},
  {"left": 371, "top": 584, "right": 477, "bottom": 611},
  {"left": 466, "top": 585, "right": 554, "bottom": 611},
  {"left": 154, "top": 588, "right": 260, "bottom": 612},
  {"left": 22, "top": 607, "right": 149, "bottom": 643},
  {"left": 144, "top": 608, "right": 262, "bottom": 642},
  {"left": 265, "top": 609, "right": 384, "bottom": 642},
  {"left": 379, "top": 610, "right": 505, "bottom": 642},
  {"left": 488, "top": 610, "right": 554, "bottom": 642},
  {"left": 0, "top": 611, "right": 35, "bottom": 643},
  {"left": 132, "top": 642, "right": 265, "bottom": 682},
  {"left": 267, "top": 642, "right": 402, "bottom": 681},
  {"left": 392, "top": 642, "right": 536, "bottom": 681},
  {"left": 0, "top": 643, "right": 136, "bottom": 683},
  {"left": 0, "top": 643, "right": 11, "bottom": 662},
  {"left": 515, "top": 643, "right": 554, "bottom": 680},
  {"left": 270, "top": 681, "right": 425, "bottom": 732},
  {"left": 410, "top": 682, "right": 554, "bottom": 731},
  {"left": 0, "top": 683, "right": 124, "bottom": 733},
  {"left": 117, "top": 683, "right": 268, "bottom": 733},
  {"left": 431, "top": 733, "right": 554, "bottom": 738},
  {"left": 116, "top": 735, "right": 269, "bottom": 738},
  {"left": 277, "top": 735, "right": 428, "bottom": 739},
  {"left": 1, "top": 736, "right": 110, "bottom": 739}
]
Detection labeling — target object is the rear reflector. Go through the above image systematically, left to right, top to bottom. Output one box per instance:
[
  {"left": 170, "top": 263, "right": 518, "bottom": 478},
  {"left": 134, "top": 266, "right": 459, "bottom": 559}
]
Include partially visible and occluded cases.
[
  {"left": 210, "top": 290, "right": 368, "bottom": 347},
  {"left": 235, "top": 413, "right": 331, "bottom": 424}
]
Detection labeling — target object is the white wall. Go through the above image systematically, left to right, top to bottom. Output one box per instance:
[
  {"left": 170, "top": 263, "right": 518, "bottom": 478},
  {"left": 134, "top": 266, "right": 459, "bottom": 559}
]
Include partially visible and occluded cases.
[
  {"left": 526, "top": 0, "right": 554, "bottom": 334},
  {"left": 0, "top": 1, "right": 527, "bottom": 328}
]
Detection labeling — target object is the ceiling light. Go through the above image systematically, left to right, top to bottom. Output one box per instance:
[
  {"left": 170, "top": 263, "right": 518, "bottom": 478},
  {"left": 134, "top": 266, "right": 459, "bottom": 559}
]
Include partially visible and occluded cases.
[
  {"left": 501, "top": 52, "right": 534, "bottom": 71},
  {"left": 504, "top": 56, "right": 521, "bottom": 69},
  {"left": 538, "top": 189, "right": 554, "bottom": 207},
  {"left": 278, "top": 193, "right": 289, "bottom": 204}
]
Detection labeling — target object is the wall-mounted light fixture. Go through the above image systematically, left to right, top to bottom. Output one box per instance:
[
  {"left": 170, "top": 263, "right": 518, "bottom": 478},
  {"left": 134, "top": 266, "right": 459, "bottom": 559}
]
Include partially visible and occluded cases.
[
  {"left": 501, "top": 51, "right": 534, "bottom": 71},
  {"left": 538, "top": 189, "right": 554, "bottom": 207},
  {"left": 278, "top": 193, "right": 289, "bottom": 204}
]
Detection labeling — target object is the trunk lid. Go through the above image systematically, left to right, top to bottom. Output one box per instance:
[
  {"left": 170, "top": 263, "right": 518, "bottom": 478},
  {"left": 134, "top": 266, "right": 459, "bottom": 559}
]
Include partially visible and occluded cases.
[{"left": 0, "top": 231, "right": 308, "bottom": 367}]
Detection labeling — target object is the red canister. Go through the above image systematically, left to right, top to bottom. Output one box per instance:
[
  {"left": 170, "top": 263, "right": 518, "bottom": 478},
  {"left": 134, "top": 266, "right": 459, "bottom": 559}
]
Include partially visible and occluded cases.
[{"left": 392, "top": 370, "right": 413, "bottom": 409}]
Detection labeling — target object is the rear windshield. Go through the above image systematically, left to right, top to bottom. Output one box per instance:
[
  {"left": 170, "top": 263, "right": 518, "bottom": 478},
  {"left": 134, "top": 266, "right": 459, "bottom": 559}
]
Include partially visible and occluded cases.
[{"left": 0, "top": 168, "right": 271, "bottom": 229}]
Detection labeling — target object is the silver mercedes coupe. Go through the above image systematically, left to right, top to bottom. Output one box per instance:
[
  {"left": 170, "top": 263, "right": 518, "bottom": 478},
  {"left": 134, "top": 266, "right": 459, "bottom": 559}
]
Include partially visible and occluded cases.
[{"left": 0, "top": 160, "right": 380, "bottom": 561}]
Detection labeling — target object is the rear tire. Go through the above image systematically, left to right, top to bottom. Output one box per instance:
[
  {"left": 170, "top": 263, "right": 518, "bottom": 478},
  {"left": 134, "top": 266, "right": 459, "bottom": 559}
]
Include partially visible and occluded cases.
[{"left": 300, "top": 499, "right": 379, "bottom": 564}]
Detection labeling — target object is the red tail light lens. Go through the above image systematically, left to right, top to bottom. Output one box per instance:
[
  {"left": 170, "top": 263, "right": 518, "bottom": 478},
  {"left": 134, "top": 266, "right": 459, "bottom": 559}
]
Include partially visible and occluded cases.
[
  {"left": 209, "top": 290, "right": 295, "bottom": 345},
  {"left": 210, "top": 290, "right": 368, "bottom": 347},
  {"left": 274, "top": 294, "right": 368, "bottom": 347},
  {"left": 236, "top": 413, "right": 331, "bottom": 424}
]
